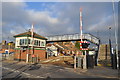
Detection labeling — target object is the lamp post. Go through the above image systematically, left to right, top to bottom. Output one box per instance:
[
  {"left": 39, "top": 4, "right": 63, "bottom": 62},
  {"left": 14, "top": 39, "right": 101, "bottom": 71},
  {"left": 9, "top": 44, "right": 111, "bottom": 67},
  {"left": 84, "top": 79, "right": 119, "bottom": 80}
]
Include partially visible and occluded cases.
[
  {"left": 112, "top": 0, "right": 118, "bottom": 69},
  {"left": 108, "top": 26, "right": 117, "bottom": 69},
  {"left": 108, "top": 27, "right": 112, "bottom": 66},
  {"left": 109, "top": 27, "right": 111, "bottom": 40}
]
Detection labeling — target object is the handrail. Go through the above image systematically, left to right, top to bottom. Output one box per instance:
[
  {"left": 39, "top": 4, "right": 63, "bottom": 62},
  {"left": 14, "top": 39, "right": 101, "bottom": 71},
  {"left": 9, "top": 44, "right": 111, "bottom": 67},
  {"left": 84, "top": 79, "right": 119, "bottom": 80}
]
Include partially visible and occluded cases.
[{"left": 46, "top": 33, "right": 100, "bottom": 45}]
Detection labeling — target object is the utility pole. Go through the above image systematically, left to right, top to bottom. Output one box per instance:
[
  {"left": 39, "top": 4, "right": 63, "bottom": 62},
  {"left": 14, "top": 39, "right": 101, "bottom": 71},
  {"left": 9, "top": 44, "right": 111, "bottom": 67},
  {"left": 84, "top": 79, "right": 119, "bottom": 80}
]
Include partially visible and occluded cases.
[{"left": 74, "top": 8, "right": 83, "bottom": 69}]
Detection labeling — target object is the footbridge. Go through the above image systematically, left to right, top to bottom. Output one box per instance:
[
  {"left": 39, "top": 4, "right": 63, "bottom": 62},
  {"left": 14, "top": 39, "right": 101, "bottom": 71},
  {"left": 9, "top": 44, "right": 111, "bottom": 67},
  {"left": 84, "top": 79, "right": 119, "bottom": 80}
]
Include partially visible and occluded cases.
[{"left": 46, "top": 33, "right": 100, "bottom": 45}]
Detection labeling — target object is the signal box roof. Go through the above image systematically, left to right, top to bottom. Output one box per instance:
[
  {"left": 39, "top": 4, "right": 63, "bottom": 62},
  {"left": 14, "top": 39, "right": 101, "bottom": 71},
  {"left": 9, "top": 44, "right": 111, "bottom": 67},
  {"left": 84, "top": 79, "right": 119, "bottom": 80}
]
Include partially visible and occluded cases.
[{"left": 13, "top": 31, "right": 47, "bottom": 40}]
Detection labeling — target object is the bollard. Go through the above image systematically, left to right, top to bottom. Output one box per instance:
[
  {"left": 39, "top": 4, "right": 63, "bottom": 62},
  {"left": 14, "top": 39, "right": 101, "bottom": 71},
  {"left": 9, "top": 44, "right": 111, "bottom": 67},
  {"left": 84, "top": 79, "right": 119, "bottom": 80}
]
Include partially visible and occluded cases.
[
  {"left": 26, "top": 54, "right": 29, "bottom": 63},
  {"left": 74, "top": 56, "right": 76, "bottom": 69}
]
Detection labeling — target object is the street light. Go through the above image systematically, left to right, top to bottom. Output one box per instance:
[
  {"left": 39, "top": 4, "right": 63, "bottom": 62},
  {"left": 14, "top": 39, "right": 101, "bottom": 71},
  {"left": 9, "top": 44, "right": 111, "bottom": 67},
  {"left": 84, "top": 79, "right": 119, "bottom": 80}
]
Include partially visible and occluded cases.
[
  {"left": 108, "top": 26, "right": 112, "bottom": 65},
  {"left": 108, "top": 26, "right": 112, "bottom": 59},
  {"left": 108, "top": 26, "right": 117, "bottom": 69},
  {"left": 108, "top": 27, "right": 111, "bottom": 40}
]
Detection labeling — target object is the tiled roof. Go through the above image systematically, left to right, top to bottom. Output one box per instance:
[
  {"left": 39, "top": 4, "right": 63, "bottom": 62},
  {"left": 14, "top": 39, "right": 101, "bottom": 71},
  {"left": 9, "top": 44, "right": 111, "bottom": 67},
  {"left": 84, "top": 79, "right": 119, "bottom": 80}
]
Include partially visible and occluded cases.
[
  {"left": 14, "top": 31, "right": 47, "bottom": 40},
  {"left": 46, "top": 43, "right": 53, "bottom": 47},
  {"left": 54, "top": 43, "right": 69, "bottom": 50}
]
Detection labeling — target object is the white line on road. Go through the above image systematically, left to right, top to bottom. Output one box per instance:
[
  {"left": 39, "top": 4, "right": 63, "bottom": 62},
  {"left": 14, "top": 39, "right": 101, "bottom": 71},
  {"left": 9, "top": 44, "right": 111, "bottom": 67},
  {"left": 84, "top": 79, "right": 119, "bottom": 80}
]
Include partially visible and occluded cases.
[{"left": 2, "top": 67, "right": 44, "bottom": 78}]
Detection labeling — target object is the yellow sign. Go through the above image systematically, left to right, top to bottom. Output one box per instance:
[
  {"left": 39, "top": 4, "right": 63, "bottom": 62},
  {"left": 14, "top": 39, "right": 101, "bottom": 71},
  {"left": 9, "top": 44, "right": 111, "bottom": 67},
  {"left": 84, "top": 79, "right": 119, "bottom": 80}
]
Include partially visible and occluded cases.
[{"left": 8, "top": 43, "right": 11, "bottom": 45}]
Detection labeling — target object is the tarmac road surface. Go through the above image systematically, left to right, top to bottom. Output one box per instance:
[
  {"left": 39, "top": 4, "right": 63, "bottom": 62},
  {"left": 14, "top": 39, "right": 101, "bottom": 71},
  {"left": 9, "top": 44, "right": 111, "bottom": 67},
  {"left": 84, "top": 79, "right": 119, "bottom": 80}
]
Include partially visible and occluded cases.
[{"left": 1, "top": 60, "right": 119, "bottom": 79}]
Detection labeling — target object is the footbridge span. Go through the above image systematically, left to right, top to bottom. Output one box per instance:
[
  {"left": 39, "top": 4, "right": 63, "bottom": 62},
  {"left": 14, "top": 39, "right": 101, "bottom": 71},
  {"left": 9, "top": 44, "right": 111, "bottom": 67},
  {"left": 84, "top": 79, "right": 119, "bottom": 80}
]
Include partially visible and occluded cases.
[{"left": 46, "top": 33, "right": 100, "bottom": 45}]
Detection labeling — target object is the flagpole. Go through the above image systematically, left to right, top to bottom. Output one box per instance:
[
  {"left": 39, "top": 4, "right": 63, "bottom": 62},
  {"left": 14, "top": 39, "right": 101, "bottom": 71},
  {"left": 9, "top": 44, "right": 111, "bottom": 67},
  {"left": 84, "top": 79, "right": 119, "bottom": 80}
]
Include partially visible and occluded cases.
[
  {"left": 31, "top": 23, "right": 34, "bottom": 55},
  {"left": 31, "top": 23, "right": 34, "bottom": 63}
]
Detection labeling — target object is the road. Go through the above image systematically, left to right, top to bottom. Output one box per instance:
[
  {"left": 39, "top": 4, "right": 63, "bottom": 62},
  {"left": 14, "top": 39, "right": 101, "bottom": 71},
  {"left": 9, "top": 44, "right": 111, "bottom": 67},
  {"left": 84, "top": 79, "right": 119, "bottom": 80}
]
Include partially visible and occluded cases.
[{"left": 1, "top": 60, "right": 119, "bottom": 79}]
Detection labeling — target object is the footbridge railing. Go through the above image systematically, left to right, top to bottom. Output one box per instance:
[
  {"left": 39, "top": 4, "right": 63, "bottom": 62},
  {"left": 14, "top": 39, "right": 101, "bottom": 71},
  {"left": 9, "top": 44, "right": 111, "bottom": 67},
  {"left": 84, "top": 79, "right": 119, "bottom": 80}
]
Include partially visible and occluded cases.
[{"left": 46, "top": 33, "right": 100, "bottom": 45}]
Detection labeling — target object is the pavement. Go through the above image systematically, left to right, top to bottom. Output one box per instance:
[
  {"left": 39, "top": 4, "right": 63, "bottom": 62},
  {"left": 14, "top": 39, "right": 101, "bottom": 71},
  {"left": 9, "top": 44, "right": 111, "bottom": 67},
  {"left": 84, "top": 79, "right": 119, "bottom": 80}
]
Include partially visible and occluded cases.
[{"left": 1, "top": 60, "right": 119, "bottom": 79}]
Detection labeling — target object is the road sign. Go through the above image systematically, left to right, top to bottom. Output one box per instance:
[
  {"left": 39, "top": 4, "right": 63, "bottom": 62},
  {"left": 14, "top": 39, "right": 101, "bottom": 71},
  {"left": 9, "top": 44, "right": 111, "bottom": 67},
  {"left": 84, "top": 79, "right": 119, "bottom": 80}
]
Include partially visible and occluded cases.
[
  {"left": 80, "top": 41, "right": 90, "bottom": 50},
  {"left": 8, "top": 43, "right": 11, "bottom": 45}
]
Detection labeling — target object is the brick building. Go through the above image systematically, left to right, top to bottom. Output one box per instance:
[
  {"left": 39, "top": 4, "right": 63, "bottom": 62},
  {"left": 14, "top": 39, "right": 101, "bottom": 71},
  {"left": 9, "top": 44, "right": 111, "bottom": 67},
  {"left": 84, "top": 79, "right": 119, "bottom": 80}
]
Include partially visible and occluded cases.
[
  {"left": 14, "top": 31, "right": 47, "bottom": 61},
  {"left": 0, "top": 40, "right": 15, "bottom": 54}
]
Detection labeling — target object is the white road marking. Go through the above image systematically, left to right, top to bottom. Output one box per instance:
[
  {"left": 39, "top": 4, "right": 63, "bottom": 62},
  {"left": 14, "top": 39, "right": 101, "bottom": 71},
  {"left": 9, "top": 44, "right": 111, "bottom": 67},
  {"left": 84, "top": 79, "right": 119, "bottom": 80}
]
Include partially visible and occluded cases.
[
  {"left": 2, "top": 67, "right": 44, "bottom": 78},
  {"left": 59, "top": 69, "right": 64, "bottom": 71}
]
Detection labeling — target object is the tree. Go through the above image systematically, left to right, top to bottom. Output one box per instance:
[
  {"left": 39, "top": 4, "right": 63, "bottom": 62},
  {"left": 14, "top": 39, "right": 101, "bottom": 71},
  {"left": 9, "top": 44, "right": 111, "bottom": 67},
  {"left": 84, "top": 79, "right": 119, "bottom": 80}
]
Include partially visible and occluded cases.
[{"left": 75, "top": 41, "right": 80, "bottom": 49}]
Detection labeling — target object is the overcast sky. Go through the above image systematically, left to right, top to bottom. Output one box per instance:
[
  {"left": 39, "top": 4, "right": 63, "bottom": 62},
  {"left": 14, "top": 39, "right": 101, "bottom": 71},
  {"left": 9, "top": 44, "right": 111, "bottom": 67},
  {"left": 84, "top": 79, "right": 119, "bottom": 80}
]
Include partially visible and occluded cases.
[{"left": 2, "top": 1, "right": 118, "bottom": 46}]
